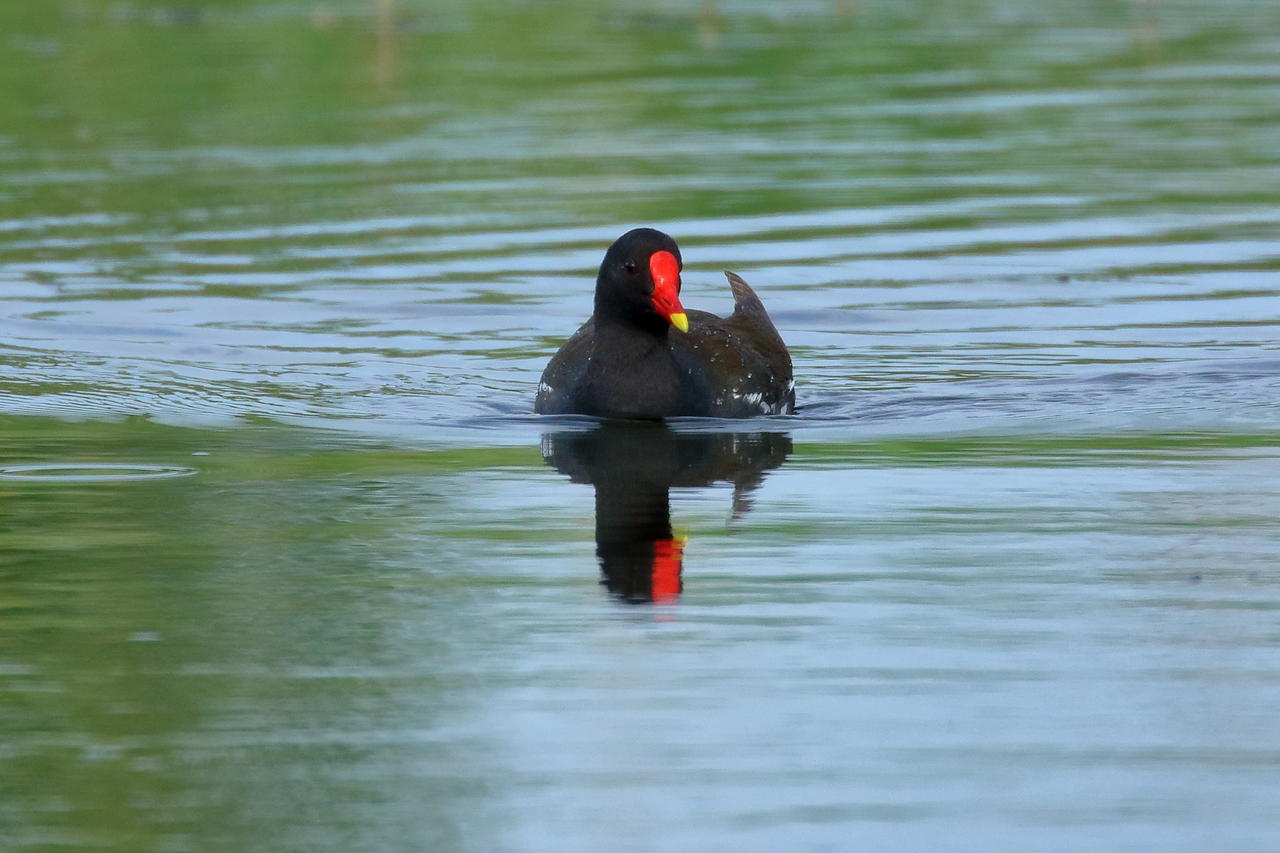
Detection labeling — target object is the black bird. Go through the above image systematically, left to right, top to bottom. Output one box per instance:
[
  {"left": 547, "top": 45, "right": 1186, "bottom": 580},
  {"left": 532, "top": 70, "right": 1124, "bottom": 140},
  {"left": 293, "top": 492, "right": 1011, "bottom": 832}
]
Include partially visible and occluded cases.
[{"left": 534, "top": 228, "right": 794, "bottom": 419}]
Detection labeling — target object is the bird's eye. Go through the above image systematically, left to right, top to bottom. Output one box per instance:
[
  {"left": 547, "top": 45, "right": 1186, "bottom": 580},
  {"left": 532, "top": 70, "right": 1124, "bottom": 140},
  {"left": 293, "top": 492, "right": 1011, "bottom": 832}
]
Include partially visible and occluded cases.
[{"left": 623, "top": 261, "right": 638, "bottom": 274}]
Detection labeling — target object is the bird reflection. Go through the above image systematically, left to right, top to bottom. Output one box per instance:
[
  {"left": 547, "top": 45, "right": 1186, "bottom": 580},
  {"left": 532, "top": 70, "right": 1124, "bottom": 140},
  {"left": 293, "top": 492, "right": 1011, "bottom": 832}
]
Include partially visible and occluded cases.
[{"left": 541, "top": 423, "right": 791, "bottom": 603}]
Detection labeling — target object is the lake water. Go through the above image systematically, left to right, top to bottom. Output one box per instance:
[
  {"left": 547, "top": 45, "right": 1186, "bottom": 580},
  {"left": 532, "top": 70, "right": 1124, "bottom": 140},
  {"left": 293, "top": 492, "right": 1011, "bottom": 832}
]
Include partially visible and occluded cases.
[{"left": 2, "top": 1, "right": 1279, "bottom": 850}]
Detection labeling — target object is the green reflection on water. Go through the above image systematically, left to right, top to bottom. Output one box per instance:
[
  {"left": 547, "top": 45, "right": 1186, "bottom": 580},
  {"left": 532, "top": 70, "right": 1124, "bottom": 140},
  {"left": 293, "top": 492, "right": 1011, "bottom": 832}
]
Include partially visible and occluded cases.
[
  {"left": 3, "top": 0, "right": 1280, "bottom": 849},
  {"left": 3, "top": 410, "right": 1280, "bottom": 848},
  {"left": 0, "top": 414, "right": 510, "bottom": 849}
]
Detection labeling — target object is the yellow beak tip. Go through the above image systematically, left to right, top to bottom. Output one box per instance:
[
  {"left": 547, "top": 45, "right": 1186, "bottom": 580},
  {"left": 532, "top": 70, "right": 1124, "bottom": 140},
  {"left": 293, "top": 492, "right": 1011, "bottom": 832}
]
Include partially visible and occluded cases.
[{"left": 670, "top": 312, "right": 689, "bottom": 333}]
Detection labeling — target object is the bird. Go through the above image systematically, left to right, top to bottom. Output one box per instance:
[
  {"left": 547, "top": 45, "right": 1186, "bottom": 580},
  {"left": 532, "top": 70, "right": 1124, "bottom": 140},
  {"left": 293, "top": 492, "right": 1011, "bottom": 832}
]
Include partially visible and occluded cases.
[{"left": 534, "top": 227, "right": 794, "bottom": 419}]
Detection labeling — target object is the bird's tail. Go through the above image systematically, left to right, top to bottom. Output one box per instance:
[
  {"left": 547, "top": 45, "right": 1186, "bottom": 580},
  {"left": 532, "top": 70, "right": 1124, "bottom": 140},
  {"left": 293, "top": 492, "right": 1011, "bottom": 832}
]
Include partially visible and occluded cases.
[{"left": 724, "top": 271, "right": 769, "bottom": 320}]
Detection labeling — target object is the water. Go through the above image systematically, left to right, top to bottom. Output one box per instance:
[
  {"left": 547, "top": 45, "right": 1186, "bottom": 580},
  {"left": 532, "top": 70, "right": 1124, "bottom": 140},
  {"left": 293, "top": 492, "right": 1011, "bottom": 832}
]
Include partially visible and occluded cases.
[{"left": 2, "top": 0, "right": 1279, "bottom": 850}]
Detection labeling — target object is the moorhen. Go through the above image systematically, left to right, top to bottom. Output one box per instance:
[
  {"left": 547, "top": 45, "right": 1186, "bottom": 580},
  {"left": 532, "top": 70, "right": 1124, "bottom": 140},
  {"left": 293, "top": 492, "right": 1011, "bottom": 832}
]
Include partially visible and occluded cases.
[{"left": 534, "top": 228, "right": 794, "bottom": 419}]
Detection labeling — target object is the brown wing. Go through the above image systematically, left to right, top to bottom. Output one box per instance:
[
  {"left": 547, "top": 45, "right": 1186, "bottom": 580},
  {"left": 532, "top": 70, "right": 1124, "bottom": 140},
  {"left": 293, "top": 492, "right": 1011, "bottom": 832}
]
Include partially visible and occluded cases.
[
  {"left": 722, "top": 271, "right": 794, "bottom": 413},
  {"left": 723, "top": 271, "right": 793, "bottom": 398},
  {"left": 666, "top": 272, "right": 794, "bottom": 416}
]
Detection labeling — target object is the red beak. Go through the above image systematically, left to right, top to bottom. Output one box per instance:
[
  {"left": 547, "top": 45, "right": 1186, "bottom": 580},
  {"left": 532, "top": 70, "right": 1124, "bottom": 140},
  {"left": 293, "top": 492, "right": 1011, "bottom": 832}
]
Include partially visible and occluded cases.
[{"left": 648, "top": 250, "right": 688, "bottom": 332}]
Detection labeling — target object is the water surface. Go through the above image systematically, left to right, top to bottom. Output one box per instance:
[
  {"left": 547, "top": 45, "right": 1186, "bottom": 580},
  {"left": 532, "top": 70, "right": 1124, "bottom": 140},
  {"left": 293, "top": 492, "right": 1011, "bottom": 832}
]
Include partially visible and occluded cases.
[{"left": 2, "top": 1, "right": 1279, "bottom": 850}]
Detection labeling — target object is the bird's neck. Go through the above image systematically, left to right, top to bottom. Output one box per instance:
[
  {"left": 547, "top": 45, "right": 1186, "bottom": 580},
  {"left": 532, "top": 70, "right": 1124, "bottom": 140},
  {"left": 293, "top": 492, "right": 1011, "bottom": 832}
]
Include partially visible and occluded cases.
[{"left": 593, "top": 304, "right": 670, "bottom": 339}]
